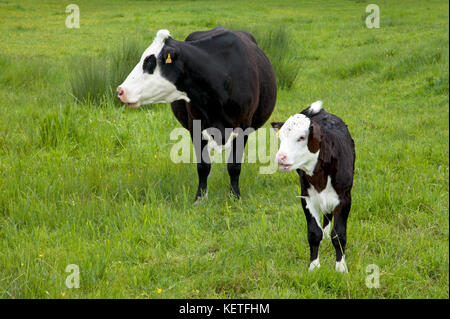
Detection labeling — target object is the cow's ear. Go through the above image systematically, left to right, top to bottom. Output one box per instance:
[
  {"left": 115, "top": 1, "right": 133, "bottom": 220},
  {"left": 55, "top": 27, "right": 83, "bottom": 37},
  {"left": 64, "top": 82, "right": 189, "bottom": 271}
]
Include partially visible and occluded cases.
[
  {"left": 162, "top": 46, "right": 179, "bottom": 64},
  {"left": 271, "top": 121, "right": 285, "bottom": 133},
  {"left": 307, "top": 121, "right": 321, "bottom": 153}
]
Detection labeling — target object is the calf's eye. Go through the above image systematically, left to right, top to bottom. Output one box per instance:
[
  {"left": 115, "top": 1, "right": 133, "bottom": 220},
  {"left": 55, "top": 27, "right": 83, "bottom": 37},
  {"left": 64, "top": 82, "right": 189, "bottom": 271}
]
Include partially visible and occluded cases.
[{"left": 297, "top": 136, "right": 305, "bottom": 142}]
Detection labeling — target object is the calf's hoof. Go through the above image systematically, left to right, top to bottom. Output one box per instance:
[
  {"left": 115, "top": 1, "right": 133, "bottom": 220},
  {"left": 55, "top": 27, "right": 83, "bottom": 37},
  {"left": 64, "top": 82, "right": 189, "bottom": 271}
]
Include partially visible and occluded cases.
[
  {"left": 335, "top": 256, "right": 348, "bottom": 273},
  {"left": 308, "top": 258, "right": 320, "bottom": 271}
]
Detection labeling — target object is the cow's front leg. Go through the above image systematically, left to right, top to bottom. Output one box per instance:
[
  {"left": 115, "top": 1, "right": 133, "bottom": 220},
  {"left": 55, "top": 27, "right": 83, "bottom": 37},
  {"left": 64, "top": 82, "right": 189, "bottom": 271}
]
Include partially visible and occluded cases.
[
  {"left": 227, "top": 134, "right": 247, "bottom": 199},
  {"left": 193, "top": 135, "right": 211, "bottom": 203},
  {"left": 301, "top": 198, "right": 322, "bottom": 271}
]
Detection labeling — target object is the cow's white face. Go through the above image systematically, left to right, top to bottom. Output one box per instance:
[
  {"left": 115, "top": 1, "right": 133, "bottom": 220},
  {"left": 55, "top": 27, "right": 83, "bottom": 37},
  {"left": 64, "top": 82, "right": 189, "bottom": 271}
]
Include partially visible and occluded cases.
[
  {"left": 117, "top": 29, "right": 190, "bottom": 108},
  {"left": 273, "top": 114, "right": 320, "bottom": 175}
]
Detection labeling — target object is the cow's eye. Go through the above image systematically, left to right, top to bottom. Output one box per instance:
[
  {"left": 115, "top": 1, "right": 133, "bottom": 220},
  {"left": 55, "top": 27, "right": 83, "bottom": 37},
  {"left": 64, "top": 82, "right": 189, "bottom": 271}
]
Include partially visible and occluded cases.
[
  {"left": 143, "top": 54, "right": 156, "bottom": 74},
  {"left": 297, "top": 136, "right": 305, "bottom": 142}
]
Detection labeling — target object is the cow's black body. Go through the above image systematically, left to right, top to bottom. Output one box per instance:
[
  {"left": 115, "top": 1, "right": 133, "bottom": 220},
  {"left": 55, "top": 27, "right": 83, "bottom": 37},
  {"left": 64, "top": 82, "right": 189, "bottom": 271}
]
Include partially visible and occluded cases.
[{"left": 158, "top": 27, "right": 277, "bottom": 200}]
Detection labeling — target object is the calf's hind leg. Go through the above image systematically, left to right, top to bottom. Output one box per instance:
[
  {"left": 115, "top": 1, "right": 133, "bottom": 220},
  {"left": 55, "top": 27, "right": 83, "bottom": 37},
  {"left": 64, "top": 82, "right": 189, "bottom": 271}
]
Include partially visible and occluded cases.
[
  {"left": 331, "top": 199, "right": 351, "bottom": 273},
  {"left": 322, "top": 214, "right": 333, "bottom": 239}
]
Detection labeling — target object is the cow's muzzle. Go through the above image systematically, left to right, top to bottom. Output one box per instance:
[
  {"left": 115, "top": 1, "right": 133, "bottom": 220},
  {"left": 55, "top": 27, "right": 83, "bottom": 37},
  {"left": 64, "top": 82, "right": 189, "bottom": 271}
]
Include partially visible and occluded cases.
[{"left": 116, "top": 86, "right": 139, "bottom": 107}]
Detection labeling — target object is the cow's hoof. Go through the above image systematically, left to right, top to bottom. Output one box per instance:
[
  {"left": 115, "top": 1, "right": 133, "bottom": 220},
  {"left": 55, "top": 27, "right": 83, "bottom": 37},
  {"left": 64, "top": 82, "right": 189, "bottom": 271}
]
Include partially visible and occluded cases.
[
  {"left": 229, "top": 188, "right": 241, "bottom": 200},
  {"left": 194, "top": 192, "right": 208, "bottom": 205},
  {"left": 228, "top": 192, "right": 241, "bottom": 202},
  {"left": 335, "top": 256, "right": 348, "bottom": 273},
  {"left": 308, "top": 258, "right": 320, "bottom": 271}
]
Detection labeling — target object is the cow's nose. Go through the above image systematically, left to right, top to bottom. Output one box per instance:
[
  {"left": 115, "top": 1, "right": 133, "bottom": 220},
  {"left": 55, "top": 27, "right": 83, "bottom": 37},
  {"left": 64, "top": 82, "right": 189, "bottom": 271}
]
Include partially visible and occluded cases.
[
  {"left": 117, "top": 87, "right": 124, "bottom": 98},
  {"left": 276, "top": 153, "right": 287, "bottom": 163}
]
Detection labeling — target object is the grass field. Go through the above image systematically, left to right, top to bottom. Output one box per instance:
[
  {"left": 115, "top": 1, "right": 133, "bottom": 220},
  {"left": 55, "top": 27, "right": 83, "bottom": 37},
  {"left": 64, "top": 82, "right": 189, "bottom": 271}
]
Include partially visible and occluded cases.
[{"left": 0, "top": 0, "right": 448, "bottom": 299}]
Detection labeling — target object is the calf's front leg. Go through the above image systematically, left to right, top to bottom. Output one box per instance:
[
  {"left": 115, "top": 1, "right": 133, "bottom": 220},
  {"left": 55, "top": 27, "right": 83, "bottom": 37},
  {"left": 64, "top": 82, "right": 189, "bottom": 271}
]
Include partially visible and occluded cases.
[{"left": 301, "top": 198, "right": 323, "bottom": 271}]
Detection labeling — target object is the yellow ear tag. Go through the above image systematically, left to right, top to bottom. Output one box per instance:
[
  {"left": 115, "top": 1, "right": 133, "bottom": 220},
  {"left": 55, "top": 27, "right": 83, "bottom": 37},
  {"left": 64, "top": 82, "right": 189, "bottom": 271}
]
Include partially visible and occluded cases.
[{"left": 166, "top": 53, "right": 172, "bottom": 64}]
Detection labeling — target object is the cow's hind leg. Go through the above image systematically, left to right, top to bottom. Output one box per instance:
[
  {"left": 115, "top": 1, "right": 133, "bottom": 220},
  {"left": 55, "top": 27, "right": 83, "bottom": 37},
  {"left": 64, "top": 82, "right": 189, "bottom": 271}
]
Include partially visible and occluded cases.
[
  {"left": 227, "top": 134, "right": 248, "bottom": 199},
  {"left": 331, "top": 199, "right": 351, "bottom": 273}
]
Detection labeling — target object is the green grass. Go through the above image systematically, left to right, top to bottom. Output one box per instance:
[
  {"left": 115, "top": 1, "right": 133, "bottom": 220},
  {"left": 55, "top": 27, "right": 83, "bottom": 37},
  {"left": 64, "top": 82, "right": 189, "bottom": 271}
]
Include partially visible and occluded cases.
[{"left": 0, "top": 0, "right": 448, "bottom": 298}]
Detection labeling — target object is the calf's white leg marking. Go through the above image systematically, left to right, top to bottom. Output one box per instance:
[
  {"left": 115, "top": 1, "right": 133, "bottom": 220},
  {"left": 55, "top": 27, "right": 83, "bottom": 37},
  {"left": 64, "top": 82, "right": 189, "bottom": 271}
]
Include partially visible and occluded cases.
[
  {"left": 304, "top": 176, "right": 340, "bottom": 231},
  {"left": 323, "top": 223, "right": 331, "bottom": 239},
  {"left": 335, "top": 255, "right": 348, "bottom": 273},
  {"left": 309, "top": 257, "right": 320, "bottom": 271}
]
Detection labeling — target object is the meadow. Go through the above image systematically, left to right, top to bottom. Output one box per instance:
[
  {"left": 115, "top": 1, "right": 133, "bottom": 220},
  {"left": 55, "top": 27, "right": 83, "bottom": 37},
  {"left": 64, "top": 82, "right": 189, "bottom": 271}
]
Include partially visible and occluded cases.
[{"left": 0, "top": 0, "right": 448, "bottom": 298}]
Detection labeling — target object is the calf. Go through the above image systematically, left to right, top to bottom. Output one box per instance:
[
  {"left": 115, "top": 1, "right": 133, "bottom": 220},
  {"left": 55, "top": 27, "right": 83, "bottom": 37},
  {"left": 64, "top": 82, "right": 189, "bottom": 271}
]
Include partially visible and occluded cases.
[{"left": 271, "top": 101, "right": 355, "bottom": 272}]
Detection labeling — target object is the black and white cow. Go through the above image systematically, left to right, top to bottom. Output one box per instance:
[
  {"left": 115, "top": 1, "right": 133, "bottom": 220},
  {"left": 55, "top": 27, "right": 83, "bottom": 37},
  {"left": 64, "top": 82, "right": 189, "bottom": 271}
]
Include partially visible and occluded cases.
[
  {"left": 118, "top": 27, "right": 277, "bottom": 201},
  {"left": 271, "top": 101, "right": 355, "bottom": 272}
]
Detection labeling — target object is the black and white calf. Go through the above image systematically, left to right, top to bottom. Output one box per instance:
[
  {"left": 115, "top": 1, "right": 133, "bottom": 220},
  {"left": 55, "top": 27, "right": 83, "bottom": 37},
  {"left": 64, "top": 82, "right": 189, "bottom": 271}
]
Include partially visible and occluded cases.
[
  {"left": 118, "top": 27, "right": 277, "bottom": 201},
  {"left": 271, "top": 101, "right": 355, "bottom": 272}
]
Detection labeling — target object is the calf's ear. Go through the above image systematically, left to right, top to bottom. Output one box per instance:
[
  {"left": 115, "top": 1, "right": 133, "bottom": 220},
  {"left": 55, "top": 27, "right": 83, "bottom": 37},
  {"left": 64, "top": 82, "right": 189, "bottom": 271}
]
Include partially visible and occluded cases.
[
  {"left": 271, "top": 121, "right": 285, "bottom": 133},
  {"left": 307, "top": 121, "right": 321, "bottom": 153}
]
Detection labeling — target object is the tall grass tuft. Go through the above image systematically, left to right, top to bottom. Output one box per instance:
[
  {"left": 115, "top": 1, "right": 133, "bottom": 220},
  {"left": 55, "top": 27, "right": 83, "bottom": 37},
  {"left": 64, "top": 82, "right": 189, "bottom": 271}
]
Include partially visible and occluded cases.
[
  {"left": 227, "top": 25, "right": 300, "bottom": 89},
  {"left": 254, "top": 26, "right": 298, "bottom": 89},
  {"left": 69, "top": 38, "right": 146, "bottom": 106},
  {"left": 70, "top": 57, "right": 109, "bottom": 105}
]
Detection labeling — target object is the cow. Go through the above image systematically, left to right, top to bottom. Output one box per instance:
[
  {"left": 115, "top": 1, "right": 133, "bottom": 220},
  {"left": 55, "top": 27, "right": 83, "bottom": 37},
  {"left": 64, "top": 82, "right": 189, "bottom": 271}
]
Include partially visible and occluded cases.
[
  {"left": 117, "top": 27, "right": 277, "bottom": 201},
  {"left": 271, "top": 101, "right": 355, "bottom": 272}
]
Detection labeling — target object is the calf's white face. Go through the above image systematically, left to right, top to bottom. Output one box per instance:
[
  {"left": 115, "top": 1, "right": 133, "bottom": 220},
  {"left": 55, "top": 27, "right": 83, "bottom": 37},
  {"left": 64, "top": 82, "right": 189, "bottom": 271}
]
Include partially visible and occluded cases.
[
  {"left": 117, "top": 29, "right": 190, "bottom": 108},
  {"left": 273, "top": 114, "right": 320, "bottom": 175}
]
